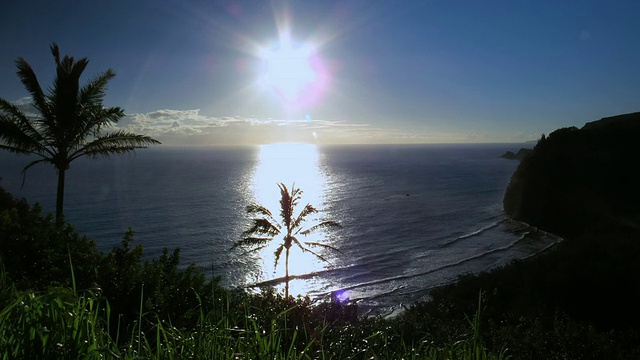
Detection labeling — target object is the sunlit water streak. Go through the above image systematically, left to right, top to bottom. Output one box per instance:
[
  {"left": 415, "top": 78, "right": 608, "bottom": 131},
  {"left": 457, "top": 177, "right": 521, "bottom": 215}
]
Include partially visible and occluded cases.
[
  {"left": 247, "top": 143, "right": 337, "bottom": 297},
  {"left": 0, "top": 144, "right": 560, "bottom": 316}
]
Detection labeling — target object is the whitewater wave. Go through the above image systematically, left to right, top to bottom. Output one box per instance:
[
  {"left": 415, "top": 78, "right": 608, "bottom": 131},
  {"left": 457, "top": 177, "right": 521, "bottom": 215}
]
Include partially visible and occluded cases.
[
  {"left": 442, "top": 218, "right": 506, "bottom": 246},
  {"left": 336, "top": 232, "right": 528, "bottom": 293}
]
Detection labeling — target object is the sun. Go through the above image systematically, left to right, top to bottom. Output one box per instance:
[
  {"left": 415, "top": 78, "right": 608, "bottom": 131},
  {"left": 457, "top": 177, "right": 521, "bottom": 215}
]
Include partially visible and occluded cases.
[
  {"left": 257, "top": 35, "right": 329, "bottom": 107},
  {"left": 259, "top": 41, "right": 314, "bottom": 99}
]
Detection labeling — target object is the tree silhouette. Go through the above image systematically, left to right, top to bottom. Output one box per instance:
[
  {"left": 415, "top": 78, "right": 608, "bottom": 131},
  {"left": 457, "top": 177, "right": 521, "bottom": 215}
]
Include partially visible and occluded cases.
[
  {"left": 0, "top": 43, "right": 160, "bottom": 220},
  {"left": 234, "top": 183, "right": 341, "bottom": 298}
]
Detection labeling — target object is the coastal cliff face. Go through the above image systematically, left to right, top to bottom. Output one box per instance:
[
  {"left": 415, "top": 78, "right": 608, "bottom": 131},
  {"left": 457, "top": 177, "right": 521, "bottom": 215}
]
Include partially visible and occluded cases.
[
  {"left": 418, "top": 112, "right": 640, "bottom": 357},
  {"left": 503, "top": 112, "right": 640, "bottom": 237}
]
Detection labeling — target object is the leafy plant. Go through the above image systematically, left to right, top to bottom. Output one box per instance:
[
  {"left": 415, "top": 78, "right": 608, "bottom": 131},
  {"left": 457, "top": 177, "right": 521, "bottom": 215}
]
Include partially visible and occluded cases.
[
  {"left": 0, "top": 43, "right": 160, "bottom": 220},
  {"left": 234, "top": 183, "right": 341, "bottom": 298}
]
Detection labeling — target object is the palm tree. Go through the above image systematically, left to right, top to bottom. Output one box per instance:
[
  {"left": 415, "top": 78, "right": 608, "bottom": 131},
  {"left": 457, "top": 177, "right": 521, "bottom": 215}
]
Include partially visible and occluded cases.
[
  {"left": 0, "top": 43, "right": 160, "bottom": 220},
  {"left": 234, "top": 183, "right": 341, "bottom": 298}
]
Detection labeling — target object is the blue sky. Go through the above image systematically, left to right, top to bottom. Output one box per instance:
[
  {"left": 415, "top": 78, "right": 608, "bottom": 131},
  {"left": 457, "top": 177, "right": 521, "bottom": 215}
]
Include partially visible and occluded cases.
[{"left": 1, "top": 0, "right": 639, "bottom": 145}]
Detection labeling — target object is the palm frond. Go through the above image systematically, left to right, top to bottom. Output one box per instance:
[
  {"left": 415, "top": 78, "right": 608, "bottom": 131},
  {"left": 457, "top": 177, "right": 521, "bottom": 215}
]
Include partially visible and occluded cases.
[
  {"left": 50, "top": 43, "right": 60, "bottom": 64},
  {"left": 49, "top": 45, "right": 90, "bottom": 134},
  {"left": 15, "top": 58, "right": 50, "bottom": 119},
  {"left": 79, "top": 69, "right": 116, "bottom": 106},
  {"left": 0, "top": 98, "right": 37, "bottom": 134},
  {"left": 0, "top": 98, "right": 29, "bottom": 119},
  {"left": 0, "top": 100, "right": 52, "bottom": 156},
  {"left": 77, "top": 105, "right": 123, "bottom": 139},
  {"left": 70, "top": 106, "right": 125, "bottom": 149},
  {"left": 0, "top": 116, "right": 39, "bottom": 153},
  {"left": 69, "top": 131, "right": 160, "bottom": 160},
  {"left": 0, "top": 144, "right": 36, "bottom": 156},
  {"left": 20, "top": 157, "right": 50, "bottom": 189},
  {"left": 278, "top": 183, "right": 294, "bottom": 229},
  {"left": 288, "top": 184, "right": 303, "bottom": 210},
  {"left": 290, "top": 185, "right": 303, "bottom": 202},
  {"left": 246, "top": 204, "right": 278, "bottom": 225},
  {"left": 292, "top": 204, "right": 318, "bottom": 232},
  {"left": 241, "top": 218, "right": 280, "bottom": 237},
  {"left": 300, "top": 220, "right": 342, "bottom": 235},
  {"left": 292, "top": 236, "right": 329, "bottom": 263},
  {"left": 232, "top": 237, "right": 273, "bottom": 249},
  {"left": 304, "top": 241, "right": 343, "bottom": 254},
  {"left": 237, "top": 244, "right": 270, "bottom": 256},
  {"left": 274, "top": 244, "right": 285, "bottom": 269},
  {"left": 306, "top": 248, "right": 329, "bottom": 263}
]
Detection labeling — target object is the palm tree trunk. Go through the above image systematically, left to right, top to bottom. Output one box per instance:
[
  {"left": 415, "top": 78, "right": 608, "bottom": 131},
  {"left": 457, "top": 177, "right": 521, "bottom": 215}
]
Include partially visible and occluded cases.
[
  {"left": 56, "top": 168, "right": 65, "bottom": 221},
  {"left": 285, "top": 247, "right": 290, "bottom": 298}
]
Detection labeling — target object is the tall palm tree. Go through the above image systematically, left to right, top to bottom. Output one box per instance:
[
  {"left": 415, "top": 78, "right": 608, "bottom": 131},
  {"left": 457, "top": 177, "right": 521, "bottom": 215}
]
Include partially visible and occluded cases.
[
  {"left": 0, "top": 43, "right": 160, "bottom": 220},
  {"left": 234, "top": 183, "right": 341, "bottom": 298}
]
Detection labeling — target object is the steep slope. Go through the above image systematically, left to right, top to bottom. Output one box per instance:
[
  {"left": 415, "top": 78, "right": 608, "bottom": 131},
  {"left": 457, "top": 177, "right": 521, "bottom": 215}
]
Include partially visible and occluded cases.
[{"left": 504, "top": 112, "right": 640, "bottom": 237}]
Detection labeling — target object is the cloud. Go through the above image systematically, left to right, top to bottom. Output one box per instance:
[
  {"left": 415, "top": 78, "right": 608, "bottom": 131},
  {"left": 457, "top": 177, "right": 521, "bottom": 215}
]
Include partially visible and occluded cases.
[
  {"left": 10, "top": 97, "right": 39, "bottom": 118},
  {"left": 14, "top": 97, "right": 32, "bottom": 106},
  {"left": 5, "top": 99, "right": 535, "bottom": 145},
  {"left": 117, "top": 108, "right": 410, "bottom": 145},
  {"left": 117, "top": 108, "right": 540, "bottom": 145}
]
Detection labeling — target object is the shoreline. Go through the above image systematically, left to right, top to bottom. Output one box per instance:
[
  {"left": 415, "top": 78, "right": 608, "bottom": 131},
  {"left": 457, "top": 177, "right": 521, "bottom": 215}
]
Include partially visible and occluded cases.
[
  {"left": 239, "top": 216, "right": 564, "bottom": 314},
  {"left": 334, "top": 218, "right": 565, "bottom": 318},
  {"left": 376, "top": 218, "right": 565, "bottom": 318}
]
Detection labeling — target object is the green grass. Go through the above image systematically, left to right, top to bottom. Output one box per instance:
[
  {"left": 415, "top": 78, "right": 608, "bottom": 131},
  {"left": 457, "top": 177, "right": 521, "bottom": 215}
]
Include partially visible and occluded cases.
[{"left": 0, "top": 281, "right": 509, "bottom": 360}]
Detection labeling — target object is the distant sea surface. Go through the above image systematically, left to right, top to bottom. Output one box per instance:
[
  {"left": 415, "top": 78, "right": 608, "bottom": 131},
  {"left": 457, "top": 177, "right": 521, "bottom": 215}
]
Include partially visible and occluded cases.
[{"left": 0, "top": 144, "right": 559, "bottom": 315}]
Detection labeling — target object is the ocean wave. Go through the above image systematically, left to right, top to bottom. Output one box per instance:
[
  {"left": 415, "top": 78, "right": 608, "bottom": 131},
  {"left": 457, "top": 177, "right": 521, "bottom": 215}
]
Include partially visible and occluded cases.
[
  {"left": 441, "top": 218, "right": 507, "bottom": 246},
  {"left": 246, "top": 229, "right": 536, "bottom": 295},
  {"left": 332, "top": 231, "right": 531, "bottom": 293},
  {"left": 245, "top": 264, "right": 358, "bottom": 288}
]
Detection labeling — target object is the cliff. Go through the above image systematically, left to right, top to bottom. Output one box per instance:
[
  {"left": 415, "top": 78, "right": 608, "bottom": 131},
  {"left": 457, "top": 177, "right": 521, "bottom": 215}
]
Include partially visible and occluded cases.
[
  {"left": 503, "top": 112, "right": 640, "bottom": 237},
  {"left": 499, "top": 147, "right": 533, "bottom": 160}
]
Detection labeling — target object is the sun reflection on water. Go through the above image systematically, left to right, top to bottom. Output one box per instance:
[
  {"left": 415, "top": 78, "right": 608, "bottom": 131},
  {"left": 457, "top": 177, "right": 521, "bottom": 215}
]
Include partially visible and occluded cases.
[{"left": 248, "top": 143, "right": 335, "bottom": 297}]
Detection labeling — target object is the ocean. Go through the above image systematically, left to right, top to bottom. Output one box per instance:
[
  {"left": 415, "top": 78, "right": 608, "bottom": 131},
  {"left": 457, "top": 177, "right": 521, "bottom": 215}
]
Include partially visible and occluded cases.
[{"left": 0, "top": 143, "right": 560, "bottom": 315}]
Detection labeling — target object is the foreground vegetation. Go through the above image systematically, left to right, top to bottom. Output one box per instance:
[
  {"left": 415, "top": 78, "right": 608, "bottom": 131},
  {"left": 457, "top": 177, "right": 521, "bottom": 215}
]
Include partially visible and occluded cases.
[
  {"left": 0, "top": 185, "right": 506, "bottom": 359},
  {"left": 1, "top": 274, "right": 506, "bottom": 359}
]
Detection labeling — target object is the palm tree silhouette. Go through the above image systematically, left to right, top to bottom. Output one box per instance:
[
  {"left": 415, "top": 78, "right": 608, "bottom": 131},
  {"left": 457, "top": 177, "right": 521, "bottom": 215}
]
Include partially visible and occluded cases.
[
  {"left": 0, "top": 43, "right": 160, "bottom": 220},
  {"left": 234, "top": 183, "right": 341, "bottom": 298}
]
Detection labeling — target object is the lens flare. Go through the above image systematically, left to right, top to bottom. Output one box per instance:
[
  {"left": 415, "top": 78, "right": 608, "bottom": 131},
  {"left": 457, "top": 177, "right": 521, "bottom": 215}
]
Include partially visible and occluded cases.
[
  {"left": 257, "top": 37, "right": 330, "bottom": 108},
  {"left": 332, "top": 289, "right": 350, "bottom": 304}
]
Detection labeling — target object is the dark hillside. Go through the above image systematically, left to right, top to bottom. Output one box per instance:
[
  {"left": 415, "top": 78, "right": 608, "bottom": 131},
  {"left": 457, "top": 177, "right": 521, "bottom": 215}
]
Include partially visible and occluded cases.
[
  {"left": 504, "top": 112, "right": 640, "bottom": 237},
  {"left": 499, "top": 113, "right": 640, "bottom": 330}
]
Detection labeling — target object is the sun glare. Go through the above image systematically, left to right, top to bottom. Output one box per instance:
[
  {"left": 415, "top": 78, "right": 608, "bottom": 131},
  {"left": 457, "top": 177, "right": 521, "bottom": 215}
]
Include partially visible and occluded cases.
[
  {"left": 257, "top": 36, "right": 329, "bottom": 108},
  {"left": 250, "top": 143, "right": 332, "bottom": 295},
  {"left": 252, "top": 143, "right": 325, "bottom": 221}
]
